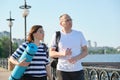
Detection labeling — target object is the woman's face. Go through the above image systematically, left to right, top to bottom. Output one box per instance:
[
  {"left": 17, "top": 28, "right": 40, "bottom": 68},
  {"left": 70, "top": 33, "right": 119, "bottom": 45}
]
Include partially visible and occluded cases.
[{"left": 34, "top": 28, "right": 44, "bottom": 41}]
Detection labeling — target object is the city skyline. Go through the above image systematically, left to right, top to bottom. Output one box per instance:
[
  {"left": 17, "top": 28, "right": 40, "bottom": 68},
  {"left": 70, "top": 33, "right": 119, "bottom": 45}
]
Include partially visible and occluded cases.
[{"left": 0, "top": 0, "right": 120, "bottom": 48}]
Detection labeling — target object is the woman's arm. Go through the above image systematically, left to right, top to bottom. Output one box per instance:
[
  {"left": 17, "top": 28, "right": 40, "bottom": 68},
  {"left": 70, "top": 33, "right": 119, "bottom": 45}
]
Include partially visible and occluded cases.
[
  {"left": 8, "top": 56, "right": 19, "bottom": 65},
  {"left": 9, "top": 56, "right": 30, "bottom": 67}
]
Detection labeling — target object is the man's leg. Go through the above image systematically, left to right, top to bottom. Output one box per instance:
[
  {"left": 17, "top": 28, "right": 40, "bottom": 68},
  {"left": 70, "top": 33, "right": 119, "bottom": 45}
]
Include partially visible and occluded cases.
[{"left": 56, "top": 70, "right": 62, "bottom": 80}]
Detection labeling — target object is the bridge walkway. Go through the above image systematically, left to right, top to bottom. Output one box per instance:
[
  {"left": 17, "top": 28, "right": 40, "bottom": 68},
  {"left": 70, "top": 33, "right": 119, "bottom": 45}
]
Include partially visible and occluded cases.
[{"left": 0, "top": 67, "right": 11, "bottom": 80}]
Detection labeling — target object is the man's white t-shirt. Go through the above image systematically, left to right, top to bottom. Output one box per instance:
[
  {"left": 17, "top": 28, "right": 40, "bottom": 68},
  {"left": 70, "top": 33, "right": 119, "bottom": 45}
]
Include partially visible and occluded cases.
[{"left": 50, "top": 30, "right": 87, "bottom": 72}]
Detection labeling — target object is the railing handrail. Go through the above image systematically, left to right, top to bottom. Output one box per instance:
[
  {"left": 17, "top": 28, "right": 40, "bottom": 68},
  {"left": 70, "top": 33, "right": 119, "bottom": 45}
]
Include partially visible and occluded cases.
[{"left": 84, "top": 66, "right": 120, "bottom": 71}]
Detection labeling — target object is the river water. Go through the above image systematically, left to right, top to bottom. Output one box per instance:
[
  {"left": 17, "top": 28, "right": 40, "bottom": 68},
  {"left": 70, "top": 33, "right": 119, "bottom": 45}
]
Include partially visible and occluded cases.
[{"left": 81, "top": 54, "right": 120, "bottom": 62}]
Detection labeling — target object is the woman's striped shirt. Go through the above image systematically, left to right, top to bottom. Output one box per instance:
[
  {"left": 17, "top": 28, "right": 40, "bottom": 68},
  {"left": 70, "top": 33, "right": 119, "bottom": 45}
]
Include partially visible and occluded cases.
[{"left": 12, "top": 42, "right": 49, "bottom": 77}]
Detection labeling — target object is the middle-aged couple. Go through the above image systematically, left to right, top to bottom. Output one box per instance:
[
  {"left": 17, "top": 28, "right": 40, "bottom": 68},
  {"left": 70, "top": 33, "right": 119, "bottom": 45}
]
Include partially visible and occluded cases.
[{"left": 9, "top": 13, "right": 88, "bottom": 80}]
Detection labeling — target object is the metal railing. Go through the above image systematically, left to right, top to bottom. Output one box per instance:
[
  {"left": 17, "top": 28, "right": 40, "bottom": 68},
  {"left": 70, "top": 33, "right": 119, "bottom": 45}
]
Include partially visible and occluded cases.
[
  {"left": 0, "top": 58, "right": 8, "bottom": 69},
  {"left": 0, "top": 58, "right": 120, "bottom": 80},
  {"left": 83, "top": 62, "right": 120, "bottom": 80}
]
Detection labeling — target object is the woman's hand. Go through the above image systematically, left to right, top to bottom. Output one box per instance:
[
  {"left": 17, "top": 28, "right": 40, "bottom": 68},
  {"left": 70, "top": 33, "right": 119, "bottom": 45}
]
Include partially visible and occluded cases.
[{"left": 18, "top": 58, "right": 30, "bottom": 67}]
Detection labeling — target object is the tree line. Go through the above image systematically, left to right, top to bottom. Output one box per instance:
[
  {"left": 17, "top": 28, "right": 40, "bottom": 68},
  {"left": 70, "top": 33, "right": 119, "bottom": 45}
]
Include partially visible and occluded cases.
[
  {"left": 0, "top": 36, "right": 18, "bottom": 58},
  {"left": 0, "top": 36, "right": 120, "bottom": 58},
  {"left": 88, "top": 47, "right": 120, "bottom": 54}
]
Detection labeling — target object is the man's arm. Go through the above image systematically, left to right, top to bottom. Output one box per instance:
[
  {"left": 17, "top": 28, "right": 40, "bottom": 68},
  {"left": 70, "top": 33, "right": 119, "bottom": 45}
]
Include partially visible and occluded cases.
[
  {"left": 68, "top": 46, "right": 88, "bottom": 63},
  {"left": 76, "top": 46, "right": 88, "bottom": 60},
  {"left": 49, "top": 47, "right": 72, "bottom": 58},
  {"left": 49, "top": 47, "right": 60, "bottom": 58}
]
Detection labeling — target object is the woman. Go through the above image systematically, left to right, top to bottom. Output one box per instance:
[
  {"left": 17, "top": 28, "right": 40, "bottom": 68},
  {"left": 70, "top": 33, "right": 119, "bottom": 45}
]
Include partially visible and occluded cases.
[{"left": 9, "top": 25, "right": 52, "bottom": 80}]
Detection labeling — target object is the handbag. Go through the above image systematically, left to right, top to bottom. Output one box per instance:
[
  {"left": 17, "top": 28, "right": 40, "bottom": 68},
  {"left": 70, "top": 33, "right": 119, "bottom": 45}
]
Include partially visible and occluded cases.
[
  {"left": 51, "top": 31, "right": 61, "bottom": 68},
  {"left": 51, "top": 58, "right": 58, "bottom": 68}
]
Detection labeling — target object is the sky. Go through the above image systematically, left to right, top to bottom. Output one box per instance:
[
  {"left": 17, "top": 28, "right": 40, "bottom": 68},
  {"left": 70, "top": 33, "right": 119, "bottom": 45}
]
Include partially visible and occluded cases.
[{"left": 0, "top": 0, "right": 120, "bottom": 48}]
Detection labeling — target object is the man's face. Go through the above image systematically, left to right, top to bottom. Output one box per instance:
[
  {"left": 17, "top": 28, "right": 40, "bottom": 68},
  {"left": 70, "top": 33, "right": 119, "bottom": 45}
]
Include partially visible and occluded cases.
[{"left": 60, "top": 15, "right": 72, "bottom": 29}]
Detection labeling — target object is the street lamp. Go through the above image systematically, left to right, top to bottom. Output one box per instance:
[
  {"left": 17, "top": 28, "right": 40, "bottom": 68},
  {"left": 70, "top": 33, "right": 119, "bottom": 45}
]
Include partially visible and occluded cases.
[
  {"left": 19, "top": 0, "right": 31, "bottom": 41},
  {"left": 6, "top": 11, "right": 15, "bottom": 56}
]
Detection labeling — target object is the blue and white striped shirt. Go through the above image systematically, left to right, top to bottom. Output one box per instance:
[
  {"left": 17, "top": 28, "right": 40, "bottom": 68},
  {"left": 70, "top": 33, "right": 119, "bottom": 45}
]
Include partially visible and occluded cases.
[{"left": 12, "top": 42, "right": 49, "bottom": 77}]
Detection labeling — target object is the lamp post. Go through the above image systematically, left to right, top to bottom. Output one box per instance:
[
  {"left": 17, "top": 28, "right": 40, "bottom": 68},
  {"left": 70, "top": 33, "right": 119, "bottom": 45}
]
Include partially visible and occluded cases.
[
  {"left": 19, "top": 0, "right": 31, "bottom": 41},
  {"left": 6, "top": 11, "right": 15, "bottom": 56}
]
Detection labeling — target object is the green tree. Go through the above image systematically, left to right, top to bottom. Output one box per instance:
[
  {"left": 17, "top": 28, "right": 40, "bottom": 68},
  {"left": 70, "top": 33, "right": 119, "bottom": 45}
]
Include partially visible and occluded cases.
[
  {"left": 0, "top": 36, "right": 10, "bottom": 58},
  {"left": 0, "top": 36, "right": 18, "bottom": 58},
  {"left": 12, "top": 42, "right": 18, "bottom": 53},
  {"left": 88, "top": 47, "right": 120, "bottom": 54}
]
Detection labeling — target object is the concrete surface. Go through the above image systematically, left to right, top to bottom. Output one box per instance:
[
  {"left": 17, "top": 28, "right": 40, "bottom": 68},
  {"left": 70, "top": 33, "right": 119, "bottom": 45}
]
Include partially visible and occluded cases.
[{"left": 0, "top": 67, "right": 11, "bottom": 80}]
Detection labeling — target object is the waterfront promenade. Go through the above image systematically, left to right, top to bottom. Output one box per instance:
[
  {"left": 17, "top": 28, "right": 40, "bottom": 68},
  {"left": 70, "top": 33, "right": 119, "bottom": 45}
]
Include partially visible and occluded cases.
[
  {"left": 0, "top": 54, "right": 120, "bottom": 80},
  {"left": 0, "top": 67, "right": 11, "bottom": 80}
]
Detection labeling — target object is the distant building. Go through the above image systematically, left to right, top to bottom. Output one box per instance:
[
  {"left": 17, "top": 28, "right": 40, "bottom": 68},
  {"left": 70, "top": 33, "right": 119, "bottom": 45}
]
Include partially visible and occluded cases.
[
  {"left": 0, "top": 31, "right": 10, "bottom": 38},
  {"left": 0, "top": 31, "right": 24, "bottom": 46},
  {"left": 13, "top": 38, "right": 24, "bottom": 46},
  {"left": 88, "top": 40, "right": 92, "bottom": 48},
  {"left": 88, "top": 40, "right": 98, "bottom": 48},
  {"left": 94, "top": 41, "right": 97, "bottom": 47},
  {"left": 116, "top": 46, "right": 120, "bottom": 51}
]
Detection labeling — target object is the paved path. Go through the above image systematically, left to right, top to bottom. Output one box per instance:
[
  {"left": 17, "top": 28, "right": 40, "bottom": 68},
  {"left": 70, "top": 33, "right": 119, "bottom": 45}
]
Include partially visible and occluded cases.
[{"left": 0, "top": 67, "right": 11, "bottom": 80}]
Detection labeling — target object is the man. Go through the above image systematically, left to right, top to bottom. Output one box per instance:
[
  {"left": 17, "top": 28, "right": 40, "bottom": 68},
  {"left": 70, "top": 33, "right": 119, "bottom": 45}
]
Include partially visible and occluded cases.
[{"left": 49, "top": 14, "right": 88, "bottom": 80}]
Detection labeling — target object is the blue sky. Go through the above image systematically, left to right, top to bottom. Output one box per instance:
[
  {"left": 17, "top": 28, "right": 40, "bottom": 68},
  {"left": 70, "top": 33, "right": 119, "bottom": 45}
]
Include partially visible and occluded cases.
[{"left": 0, "top": 0, "right": 120, "bottom": 48}]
